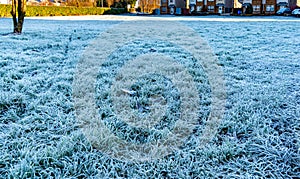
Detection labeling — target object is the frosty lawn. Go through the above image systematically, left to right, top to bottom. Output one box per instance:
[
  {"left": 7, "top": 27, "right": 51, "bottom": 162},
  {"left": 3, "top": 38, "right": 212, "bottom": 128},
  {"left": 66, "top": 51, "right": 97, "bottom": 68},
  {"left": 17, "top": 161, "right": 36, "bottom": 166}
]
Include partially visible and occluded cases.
[
  {"left": 0, "top": 16, "right": 299, "bottom": 178},
  {"left": 73, "top": 21, "right": 225, "bottom": 161}
]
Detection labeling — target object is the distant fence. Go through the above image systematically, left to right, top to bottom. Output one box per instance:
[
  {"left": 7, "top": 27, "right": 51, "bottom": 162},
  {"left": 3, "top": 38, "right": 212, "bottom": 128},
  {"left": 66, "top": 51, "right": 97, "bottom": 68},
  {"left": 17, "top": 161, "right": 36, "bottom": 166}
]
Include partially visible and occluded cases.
[{"left": 0, "top": 5, "right": 126, "bottom": 17}]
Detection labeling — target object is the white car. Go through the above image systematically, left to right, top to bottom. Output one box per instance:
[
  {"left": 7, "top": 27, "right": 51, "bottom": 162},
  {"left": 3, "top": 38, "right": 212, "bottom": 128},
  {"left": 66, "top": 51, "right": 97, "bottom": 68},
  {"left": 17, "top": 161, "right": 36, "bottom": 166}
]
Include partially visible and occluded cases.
[{"left": 292, "top": 9, "right": 300, "bottom": 17}]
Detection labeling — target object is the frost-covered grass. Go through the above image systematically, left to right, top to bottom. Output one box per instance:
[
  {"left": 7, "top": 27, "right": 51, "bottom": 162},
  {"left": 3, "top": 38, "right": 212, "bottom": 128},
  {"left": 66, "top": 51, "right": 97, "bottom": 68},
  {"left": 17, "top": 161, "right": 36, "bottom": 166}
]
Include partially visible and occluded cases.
[{"left": 0, "top": 16, "right": 300, "bottom": 178}]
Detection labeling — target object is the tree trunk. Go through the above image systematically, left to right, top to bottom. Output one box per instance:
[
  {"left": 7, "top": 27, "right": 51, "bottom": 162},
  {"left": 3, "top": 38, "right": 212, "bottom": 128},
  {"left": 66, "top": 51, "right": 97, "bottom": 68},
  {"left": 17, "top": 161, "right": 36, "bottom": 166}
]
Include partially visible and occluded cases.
[
  {"left": 11, "top": 0, "right": 26, "bottom": 34},
  {"left": 11, "top": 0, "right": 17, "bottom": 31}
]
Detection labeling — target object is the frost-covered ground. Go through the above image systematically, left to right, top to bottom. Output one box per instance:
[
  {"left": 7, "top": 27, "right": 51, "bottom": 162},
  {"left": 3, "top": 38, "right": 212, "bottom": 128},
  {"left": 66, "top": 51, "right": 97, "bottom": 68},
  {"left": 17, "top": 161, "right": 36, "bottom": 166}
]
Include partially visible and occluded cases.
[{"left": 0, "top": 16, "right": 300, "bottom": 178}]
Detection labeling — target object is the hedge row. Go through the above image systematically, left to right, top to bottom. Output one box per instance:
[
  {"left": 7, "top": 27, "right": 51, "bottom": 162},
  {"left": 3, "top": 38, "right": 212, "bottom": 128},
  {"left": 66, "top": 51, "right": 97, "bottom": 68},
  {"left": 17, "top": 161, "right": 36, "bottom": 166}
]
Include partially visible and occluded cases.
[{"left": 0, "top": 5, "right": 126, "bottom": 17}]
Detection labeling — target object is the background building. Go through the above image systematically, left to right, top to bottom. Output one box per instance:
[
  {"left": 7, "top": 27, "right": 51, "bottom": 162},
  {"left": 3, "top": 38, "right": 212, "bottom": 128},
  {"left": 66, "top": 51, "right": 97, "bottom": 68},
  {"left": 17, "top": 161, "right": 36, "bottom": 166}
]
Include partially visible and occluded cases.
[{"left": 160, "top": 0, "right": 185, "bottom": 14}]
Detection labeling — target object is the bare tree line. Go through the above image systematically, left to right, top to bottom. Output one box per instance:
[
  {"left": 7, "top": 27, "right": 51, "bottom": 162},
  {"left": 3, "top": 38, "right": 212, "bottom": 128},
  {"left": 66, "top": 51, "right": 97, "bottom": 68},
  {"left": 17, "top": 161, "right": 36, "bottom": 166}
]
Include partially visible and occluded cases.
[{"left": 138, "top": 0, "right": 159, "bottom": 13}]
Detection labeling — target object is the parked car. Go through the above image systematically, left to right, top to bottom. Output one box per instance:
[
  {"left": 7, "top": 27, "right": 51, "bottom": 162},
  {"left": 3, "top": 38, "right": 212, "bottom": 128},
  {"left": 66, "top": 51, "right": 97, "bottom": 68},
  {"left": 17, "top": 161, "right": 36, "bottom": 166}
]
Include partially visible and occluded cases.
[
  {"left": 276, "top": 8, "right": 292, "bottom": 16},
  {"left": 292, "top": 9, "right": 300, "bottom": 17}
]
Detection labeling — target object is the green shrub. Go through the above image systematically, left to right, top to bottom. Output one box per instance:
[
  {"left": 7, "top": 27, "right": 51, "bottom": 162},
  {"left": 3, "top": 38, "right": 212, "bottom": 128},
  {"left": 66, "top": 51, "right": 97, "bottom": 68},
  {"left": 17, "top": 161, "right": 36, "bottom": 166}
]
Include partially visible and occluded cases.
[
  {"left": 0, "top": 4, "right": 125, "bottom": 17},
  {"left": 0, "top": 4, "right": 11, "bottom": 17},
  {"left": 103, "top": 7, "right": 126, "bottom": 14}
]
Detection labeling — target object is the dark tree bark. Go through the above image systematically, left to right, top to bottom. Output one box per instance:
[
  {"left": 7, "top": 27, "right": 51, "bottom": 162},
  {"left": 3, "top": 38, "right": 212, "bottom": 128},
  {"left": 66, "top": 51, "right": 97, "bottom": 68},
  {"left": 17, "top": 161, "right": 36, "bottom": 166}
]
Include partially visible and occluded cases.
[{"left": 11, "top": 0, "right": 26, "bottom": 34}]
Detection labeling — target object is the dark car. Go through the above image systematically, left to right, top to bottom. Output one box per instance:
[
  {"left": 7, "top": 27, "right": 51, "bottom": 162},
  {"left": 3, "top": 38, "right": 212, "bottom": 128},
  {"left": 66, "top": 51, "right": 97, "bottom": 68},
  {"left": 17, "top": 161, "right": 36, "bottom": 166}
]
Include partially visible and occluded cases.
[
  {"left": 276, "top": 8, "right": 292, "bottom": 15},
  {"left": 292, "top": 9, "right": 300, "bottom": 17}
]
